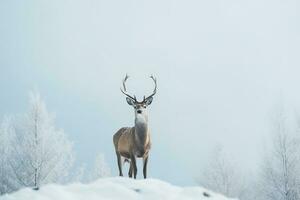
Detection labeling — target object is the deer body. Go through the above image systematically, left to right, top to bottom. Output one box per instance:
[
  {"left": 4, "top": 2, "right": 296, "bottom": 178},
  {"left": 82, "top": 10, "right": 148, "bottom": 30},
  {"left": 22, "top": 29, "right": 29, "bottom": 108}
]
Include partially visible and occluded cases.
[
  {"left": 113, "top": 75, "right": 156, "bottom": 179},
  {"left": 114, "top": 125, "right": 151, "bottom": 159}
]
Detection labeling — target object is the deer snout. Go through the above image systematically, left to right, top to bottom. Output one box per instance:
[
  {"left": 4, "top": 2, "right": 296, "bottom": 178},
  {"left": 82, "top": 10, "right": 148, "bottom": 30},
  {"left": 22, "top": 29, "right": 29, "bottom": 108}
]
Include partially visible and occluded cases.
[{"left": 137, "top": 110, "right": 142, "bottom": 114}]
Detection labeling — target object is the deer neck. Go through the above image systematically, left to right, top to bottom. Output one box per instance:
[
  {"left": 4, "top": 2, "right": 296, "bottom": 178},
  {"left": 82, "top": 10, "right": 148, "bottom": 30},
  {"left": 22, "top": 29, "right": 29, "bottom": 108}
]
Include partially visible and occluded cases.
[{"left": 134, "top": 114, "right": 149, "bottom": 145}]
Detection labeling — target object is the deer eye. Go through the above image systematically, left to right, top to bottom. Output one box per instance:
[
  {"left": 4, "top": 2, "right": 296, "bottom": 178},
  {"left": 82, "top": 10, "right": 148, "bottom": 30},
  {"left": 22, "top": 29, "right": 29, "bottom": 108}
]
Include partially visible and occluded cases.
[{"left": 143, "top": 105, "right": 147, "bottom": 108}]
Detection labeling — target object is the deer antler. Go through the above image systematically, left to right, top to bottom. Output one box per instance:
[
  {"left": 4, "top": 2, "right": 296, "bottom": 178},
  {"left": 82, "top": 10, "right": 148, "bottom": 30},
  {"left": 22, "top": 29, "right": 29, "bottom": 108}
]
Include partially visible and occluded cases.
[
  {"left": 120, "top": 74, "right": 137, "bottom": 102},
  {"left": 143, "top": 75, "right": 157, "bottom": 101}
]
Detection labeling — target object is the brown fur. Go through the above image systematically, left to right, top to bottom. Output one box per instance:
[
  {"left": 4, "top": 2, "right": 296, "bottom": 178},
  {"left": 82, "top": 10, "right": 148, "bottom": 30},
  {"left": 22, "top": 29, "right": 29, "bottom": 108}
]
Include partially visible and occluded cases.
[{"left": 113, "top": 124, "right": 151, "bottom": 179}]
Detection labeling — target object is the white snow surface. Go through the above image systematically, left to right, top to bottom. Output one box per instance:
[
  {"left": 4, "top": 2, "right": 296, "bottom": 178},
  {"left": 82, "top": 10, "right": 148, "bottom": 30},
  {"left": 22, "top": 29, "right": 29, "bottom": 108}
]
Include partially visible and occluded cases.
[{"left": 0, "top": 177, "right": 236, "bottom": 200}]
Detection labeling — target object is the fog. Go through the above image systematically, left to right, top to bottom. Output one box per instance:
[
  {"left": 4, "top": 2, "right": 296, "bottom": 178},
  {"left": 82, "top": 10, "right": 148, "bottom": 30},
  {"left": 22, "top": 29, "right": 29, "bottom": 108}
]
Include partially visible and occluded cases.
[{"left": 0, "top": 0, "right": 300, "bottom": 185}]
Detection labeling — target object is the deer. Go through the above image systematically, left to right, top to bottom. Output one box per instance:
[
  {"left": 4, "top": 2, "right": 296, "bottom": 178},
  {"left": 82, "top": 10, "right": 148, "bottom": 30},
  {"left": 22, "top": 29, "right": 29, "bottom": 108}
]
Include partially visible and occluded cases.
[{"left": 113, "top": 75, "right": 157, "bottom": 179}]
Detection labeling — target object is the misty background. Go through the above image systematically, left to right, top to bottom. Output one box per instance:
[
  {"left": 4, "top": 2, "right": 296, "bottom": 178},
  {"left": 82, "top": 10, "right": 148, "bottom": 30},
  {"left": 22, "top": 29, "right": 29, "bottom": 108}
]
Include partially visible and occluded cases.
[{"left": 0, "top": 0, "right": 299, "bottom": 185}]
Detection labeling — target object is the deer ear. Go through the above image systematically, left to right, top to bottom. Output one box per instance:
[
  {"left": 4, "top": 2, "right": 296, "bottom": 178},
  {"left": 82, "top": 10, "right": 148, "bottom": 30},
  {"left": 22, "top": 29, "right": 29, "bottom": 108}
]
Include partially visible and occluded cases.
[
  {"left": 126, "top": 97, "right": 135, "bottom": 106},
  {"left": 145, "top": 97, "right": 153, "bottom": 106}
]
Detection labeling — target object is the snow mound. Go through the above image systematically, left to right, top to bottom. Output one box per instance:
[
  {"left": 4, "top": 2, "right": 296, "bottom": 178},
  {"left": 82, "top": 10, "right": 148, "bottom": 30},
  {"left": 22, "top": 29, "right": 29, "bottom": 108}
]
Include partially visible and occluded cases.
[{"left": 0, "top": 177, "right": 237, "bottom": 200}]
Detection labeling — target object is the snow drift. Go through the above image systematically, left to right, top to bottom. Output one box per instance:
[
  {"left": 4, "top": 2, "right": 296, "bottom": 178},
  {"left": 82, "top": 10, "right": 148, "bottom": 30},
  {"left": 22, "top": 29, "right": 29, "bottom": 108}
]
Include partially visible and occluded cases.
[{"left": 0, "top": 177, "right": 236, "bottom": 200}]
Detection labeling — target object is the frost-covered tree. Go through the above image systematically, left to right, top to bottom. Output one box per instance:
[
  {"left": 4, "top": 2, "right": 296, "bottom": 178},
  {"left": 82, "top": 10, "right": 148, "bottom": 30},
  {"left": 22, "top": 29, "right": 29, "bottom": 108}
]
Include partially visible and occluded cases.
[
  {"left": 10, "top": 92, "right": 74, "bottom": 189},
  {"left": 259, "top": 107, "right": 300, "bottom": 200},
  {"left": 0, "top": 116, "right": 18, "bottom": 194},
  {"left": 197, "top": 146, "right": 246, "bottom": 199},
  {"left": 69, "top": 153, "right": 110, "bottom": 183},
  {"left": 88, "top": 153, "right": 111, "bottom": 182},
  {"left": 70, "top": 164, "right": 87, "bottom": 183}
]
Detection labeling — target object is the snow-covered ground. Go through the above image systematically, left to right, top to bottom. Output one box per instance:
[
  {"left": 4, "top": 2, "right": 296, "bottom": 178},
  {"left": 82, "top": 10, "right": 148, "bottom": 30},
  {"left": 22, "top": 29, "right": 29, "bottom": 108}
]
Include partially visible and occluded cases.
[{"left": 0, "top": 178, "right": 236, "bottom": 200}]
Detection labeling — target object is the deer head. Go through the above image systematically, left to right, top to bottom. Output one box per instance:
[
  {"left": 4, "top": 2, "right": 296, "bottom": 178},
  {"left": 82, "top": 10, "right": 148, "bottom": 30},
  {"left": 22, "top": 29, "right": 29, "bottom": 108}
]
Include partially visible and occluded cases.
[{"left": 120, "top": 74, "right": 157, "bottom": 118}]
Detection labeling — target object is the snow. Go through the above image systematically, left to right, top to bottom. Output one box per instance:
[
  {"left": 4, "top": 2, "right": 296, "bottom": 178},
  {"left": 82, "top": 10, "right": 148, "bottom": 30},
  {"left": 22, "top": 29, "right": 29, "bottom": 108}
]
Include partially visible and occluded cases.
[{"left": 0, "top": 177, "right": 236, "bottom": 200}]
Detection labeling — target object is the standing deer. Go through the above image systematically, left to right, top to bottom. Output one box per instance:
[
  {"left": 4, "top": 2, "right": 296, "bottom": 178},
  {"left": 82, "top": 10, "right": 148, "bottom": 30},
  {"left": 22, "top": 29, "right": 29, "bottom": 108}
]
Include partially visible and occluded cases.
[{"left": 113, "top": 75, "right": 157, "bottom": 179}]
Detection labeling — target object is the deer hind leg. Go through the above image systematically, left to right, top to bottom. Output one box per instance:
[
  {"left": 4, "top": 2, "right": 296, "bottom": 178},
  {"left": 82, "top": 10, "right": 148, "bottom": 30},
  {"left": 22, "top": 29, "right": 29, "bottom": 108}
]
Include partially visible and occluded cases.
[
  {"left": 116, "top": 152, "right": 123, "bottom": 176},
  {"left": 130, "top": 154, "right": 137, "bottom": 179},
  {"left": 143, "top": 155, "right": 149, "bottom": 179},
  {"left": 128, "top": 161, "right": 133, "bottom": 178}
]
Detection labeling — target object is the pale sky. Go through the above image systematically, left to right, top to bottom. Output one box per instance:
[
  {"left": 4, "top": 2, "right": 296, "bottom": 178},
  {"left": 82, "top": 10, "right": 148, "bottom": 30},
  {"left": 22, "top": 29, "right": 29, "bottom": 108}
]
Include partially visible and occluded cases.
[{"left": 0, "top": 0, "right": 300, "bottom": 185}]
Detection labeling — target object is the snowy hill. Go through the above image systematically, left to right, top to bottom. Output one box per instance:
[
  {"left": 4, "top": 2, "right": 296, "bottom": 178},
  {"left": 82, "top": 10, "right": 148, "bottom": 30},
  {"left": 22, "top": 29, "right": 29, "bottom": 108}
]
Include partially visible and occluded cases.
[{"left": 0, "top": 178, "right": 237, "bottom": 200}]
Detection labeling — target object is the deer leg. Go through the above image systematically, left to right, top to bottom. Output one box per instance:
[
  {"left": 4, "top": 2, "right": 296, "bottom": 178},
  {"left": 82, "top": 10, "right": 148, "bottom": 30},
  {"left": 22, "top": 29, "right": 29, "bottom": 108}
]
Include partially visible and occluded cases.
[
  {"left": 116, "top": 152, "right": 123, "bottom": 176},
  {"left": 130, "top": 154, "right": 137, "bottom": 179},
  {"left": 143, "top": 155, "right": 149, "bottom": 179},
  {"left": 128, "top": 161, "right": 133, "bottom": 178}
]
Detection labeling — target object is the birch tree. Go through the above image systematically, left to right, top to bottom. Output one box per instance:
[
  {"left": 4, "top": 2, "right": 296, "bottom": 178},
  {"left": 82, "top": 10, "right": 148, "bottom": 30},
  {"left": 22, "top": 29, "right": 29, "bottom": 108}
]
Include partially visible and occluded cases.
[
  {"left": 10, "top": 92, "right": 74, "bottom": 189},
  {"left": 259, "top": 108, "right": 300, "bottom": 200},
  {"left": 0, "top": 116, "right": 18, "bottom": 194},
  {"left": 197, "top": 146, "right": 246, "bottom": 199},
  {"left": 88, "top": 153, "right": 111, "bottom": 182}
]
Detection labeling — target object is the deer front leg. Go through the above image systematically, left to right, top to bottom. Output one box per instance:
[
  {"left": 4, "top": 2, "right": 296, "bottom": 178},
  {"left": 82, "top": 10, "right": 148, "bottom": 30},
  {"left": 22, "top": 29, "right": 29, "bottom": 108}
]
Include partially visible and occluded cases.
[
  {"left": 116, "top": 152, "right": 123, "bottom": 176},
  {"left": 130, "top": 154, "right": 137, "bottom": 179},
  {"left": 143, "top": 155, "right": 149, "bottom": 179},
  {"left": 128, "top": 161, "right": 133, "bottom": 178}
]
